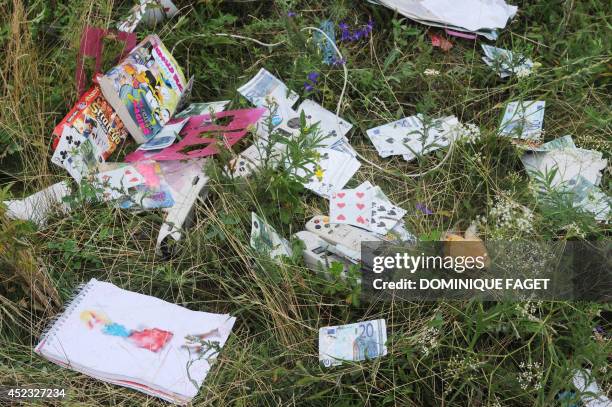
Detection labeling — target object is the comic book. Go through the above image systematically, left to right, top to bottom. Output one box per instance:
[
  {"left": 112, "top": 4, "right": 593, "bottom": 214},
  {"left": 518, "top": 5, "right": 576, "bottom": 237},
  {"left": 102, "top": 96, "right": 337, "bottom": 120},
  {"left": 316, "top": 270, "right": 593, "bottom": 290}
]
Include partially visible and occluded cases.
[
  {"left": 98, "top": 34, "right": 187, "bottom": 144},
  {"left": 52, "top": 85, "right": 128, "bottom": 161}
]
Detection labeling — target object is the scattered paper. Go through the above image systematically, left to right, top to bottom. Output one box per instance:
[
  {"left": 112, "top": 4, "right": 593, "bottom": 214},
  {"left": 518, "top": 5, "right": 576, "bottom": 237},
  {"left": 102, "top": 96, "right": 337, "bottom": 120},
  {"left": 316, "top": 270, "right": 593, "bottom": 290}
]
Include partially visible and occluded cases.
[
  {"left": 117, "top": 0, "right": 178, "bottom": 33},
  {"left": 368, "top": 0, "right": 516, "bottom": 39},
  {"left": 315, "top": 20, "right": 337, "bottom": 65},
  {"left": 482, "top": 44, "right": 534, "bottom": 78},
  {"left": 238, "top": 68, "right": 300, "bottom": 139},
  {"left": 174, "top": 101, "right": 230, "bottom": 119},
  {"left": 499, "top": 101, "right": 545, "bottom": 140},
  {"left": 124, "top": 108, "right": 265, "bottom": 162},
  {"left": 366, "top": 115, "right": 458, "bottom": 161},
  {"left": 137, "top": 119, "right": 188, "bottom": 151},
  {"left": 51, "top": 125, "right": 101, "bottom": 183},
  {"left": 521, "top": 135, "right": 610, "bottom": 222},
  {"left": 290, "top": 148, "right": 360, "bottom": 198},
  {"left": 3, "top": 182, "right": 71, "bottom": 227},
  {"left": 250, "top": 212, "right": 292, "bottom": 259},
  {"left": 319, "top": 319, "right": 387, "bottom": 367},
  {"left": 572, "top": 369, "right": 612, "bottom": 407}
]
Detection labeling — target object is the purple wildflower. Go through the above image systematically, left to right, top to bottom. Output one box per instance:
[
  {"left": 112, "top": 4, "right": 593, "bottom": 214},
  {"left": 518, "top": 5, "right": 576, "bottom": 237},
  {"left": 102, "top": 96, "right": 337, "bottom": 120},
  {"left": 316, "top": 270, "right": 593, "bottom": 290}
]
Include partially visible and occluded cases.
[
  {"left": 287, "top": 11, "right": 296, "bottom": 17},
  {"left": 366, "top": 19, "right": 374, "bottom": 34},
  {"left": 339, "top": 21, "right": 351, "bottom": 42},
  {"left": 331, "top": 57, "right": 347, "bottom": 66},
  {"left": 307, "top": 71, "right": 320, "bottom": 83},
  {"left": 304, "top": 82, "right": 314, "bottom": 92},
  {"left": 416, "top": 203, "right": 434, "bottom": 215}
]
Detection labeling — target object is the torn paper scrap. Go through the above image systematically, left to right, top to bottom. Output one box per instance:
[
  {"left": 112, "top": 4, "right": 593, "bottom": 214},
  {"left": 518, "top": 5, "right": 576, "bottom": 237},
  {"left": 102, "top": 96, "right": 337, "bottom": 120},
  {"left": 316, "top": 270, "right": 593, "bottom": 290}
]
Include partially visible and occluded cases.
[
  {"left": 499, "top": 101, "right": 545, "bottom": 140},
  {"left": 3, "top": 182, "right": 71, "bottom": 227},
  {"left": 250, "top": 212, "right": 292, "bottom": 259}
]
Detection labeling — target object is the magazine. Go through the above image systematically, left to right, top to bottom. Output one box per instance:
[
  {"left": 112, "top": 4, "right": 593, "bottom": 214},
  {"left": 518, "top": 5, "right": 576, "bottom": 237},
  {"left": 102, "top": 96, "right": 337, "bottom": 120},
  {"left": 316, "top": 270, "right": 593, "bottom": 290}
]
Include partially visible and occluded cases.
[{"left": 98, "top": 35, "right": 187, "bottom": 143}]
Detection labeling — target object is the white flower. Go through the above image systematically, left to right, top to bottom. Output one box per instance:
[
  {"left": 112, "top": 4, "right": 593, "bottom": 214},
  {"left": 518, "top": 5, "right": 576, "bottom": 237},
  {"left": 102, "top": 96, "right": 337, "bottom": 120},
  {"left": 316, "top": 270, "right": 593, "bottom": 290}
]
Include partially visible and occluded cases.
[
  {"left": 424, "top": 68, "right": 440, "bottom": 76},
  {"left": 449, "top": 122, "right": 481, "bottom": 144}
]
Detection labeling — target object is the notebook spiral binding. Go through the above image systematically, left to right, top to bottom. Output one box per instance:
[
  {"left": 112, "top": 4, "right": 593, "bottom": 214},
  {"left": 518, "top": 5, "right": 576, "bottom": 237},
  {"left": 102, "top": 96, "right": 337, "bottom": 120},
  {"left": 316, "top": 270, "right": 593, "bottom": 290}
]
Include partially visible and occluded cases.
[{"left": 37, "top": 279, "right": 96, "bottom": 349}]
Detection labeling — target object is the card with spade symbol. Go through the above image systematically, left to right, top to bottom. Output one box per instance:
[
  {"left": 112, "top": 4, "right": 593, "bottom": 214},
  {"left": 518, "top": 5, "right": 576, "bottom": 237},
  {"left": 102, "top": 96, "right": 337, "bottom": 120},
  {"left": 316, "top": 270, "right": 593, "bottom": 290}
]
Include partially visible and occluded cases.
[
  {"left": 330, "top": 185, "right": 373, "bottom": 229},
  {"left": 370, "top": 197, "right": 406, "bottom": 234}
]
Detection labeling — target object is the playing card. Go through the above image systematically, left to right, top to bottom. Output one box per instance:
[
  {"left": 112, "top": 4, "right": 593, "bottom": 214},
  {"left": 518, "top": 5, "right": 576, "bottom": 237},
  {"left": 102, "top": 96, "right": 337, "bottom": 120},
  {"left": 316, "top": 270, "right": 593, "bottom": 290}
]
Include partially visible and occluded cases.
[
  {"left": 297, "top": 99, "right": 353, "bottom": 147},
  {"left": 51, "top": 126, "right": 100, "bottom": 183},
  {"left": 292, "top": 148, "right": 360, "bottom": 198},
  {"left": 94, "top": 165, "right": 145, "bottom": 201},
  {"left": 330, "top": 184, "right": 373, "bottom": 228},
  {"left": 370, "top": 197, "right": 406, "bottom": 234}
]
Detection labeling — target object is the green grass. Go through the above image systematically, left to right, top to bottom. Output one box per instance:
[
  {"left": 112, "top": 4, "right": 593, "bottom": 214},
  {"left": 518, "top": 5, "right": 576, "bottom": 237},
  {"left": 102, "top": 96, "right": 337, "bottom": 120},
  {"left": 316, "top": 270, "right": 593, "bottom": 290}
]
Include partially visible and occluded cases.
[{"left": 0, "top": 0, "right": 610, "bottom": 406}]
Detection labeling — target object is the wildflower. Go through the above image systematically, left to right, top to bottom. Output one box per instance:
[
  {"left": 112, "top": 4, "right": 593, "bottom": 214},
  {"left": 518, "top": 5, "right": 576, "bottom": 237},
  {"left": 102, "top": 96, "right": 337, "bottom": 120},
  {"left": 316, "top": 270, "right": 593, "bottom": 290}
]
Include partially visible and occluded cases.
[
  {"left": 287, "top": 11, "right": 296, "bottom": 18},
  {"left": 338, "top": 22, "right": 351, "bottom": 42},
  {"left": 331, "top": 56, "right": 347, "bottom": 66},
  {"left": 515, "top": 66, "right": 532, "bottom": 78},
  {"left": 424, "top": 68, "right": 440, "bottom": 76},
  {"left": 304, "top": 71, "right": 319, "bottom": 92},
  {"left": 307, "top": 71, "right": 320, "bottom": 83},
  {"left": 449, "top": 122, "right": 481, "bottom": 144},
  {"left": 488, "top": 195, "right": 534, "bottom": 237},
  {"left": 416, "top": 203, "right": 434, "bottom": 215},
  {"left": 417, "top": 326, "right": 440, "bottom": 356},
  {"left": 517, "top": 361, "right": 543, "bottom": 391}
]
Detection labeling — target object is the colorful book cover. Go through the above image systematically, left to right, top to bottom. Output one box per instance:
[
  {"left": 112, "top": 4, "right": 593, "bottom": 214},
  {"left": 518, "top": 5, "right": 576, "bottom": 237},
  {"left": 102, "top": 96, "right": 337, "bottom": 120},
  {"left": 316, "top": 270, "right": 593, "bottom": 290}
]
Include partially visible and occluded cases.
[
  {"left": 98, "top": 34, "right": 187, "bottom": 144},
  {"left": 52, "top": 85, "right": 128, "bottom": 161}
]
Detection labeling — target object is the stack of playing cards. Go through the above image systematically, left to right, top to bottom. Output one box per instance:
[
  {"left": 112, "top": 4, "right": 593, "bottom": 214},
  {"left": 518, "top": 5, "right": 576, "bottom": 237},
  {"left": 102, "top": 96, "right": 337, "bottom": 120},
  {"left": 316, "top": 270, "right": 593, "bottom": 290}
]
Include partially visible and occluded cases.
[
  {"left": 481, "top": 44, "right": 534, "bottom": 78},
  {"left": 499, "top": 101, "right": 545, "bottom": 140},
  {"left": 366, "top": 115, "right": 458, "bottom": 161},
  {"left": 521, "top": 135, "right": 610, "bottom": 222},
  {"left": 290, "top": 148, "right": 360, "bottom": 199},
  {"left": 330, "top": 181, "right": 408, "bottom": 235}
]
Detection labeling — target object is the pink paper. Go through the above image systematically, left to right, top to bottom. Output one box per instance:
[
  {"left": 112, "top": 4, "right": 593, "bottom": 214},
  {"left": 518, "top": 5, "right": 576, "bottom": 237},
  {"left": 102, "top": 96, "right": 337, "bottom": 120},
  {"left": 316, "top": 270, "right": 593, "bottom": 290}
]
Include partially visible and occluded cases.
[
  {"left": 75, "top": 26, "right": 137, "bottom": 96},
  {"left": 444, "top": 28, "right": 477, "bottom": 40},
  {"left": 124, "top": 108, "right": 265, "bottom": 162}
]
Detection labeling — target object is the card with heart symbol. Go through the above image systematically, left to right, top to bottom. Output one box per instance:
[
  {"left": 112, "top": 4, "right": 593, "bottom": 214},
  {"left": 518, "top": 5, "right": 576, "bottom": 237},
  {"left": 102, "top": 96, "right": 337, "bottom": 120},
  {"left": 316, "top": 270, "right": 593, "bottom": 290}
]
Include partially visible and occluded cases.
[
  {"left": 94, "top": 165, "right": 146, "bottom": 201},
  {"left": 330, "top": 184, "right": 373, "bottom": 228}
]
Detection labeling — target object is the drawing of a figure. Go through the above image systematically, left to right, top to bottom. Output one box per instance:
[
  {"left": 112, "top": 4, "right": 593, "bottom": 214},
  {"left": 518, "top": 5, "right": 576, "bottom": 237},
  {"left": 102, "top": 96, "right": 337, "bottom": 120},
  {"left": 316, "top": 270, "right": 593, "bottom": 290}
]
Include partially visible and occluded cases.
[{"left": 80, "top": 310, "right": 173, "bottom": 352}]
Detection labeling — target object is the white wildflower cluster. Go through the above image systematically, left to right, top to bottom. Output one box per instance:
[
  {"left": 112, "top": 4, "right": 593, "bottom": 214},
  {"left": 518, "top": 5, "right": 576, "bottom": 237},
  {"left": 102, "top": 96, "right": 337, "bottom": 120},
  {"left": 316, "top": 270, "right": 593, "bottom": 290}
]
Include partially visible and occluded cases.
[
  {"left": 515, "top": 65, "right": 531, "bottom": 78},
  {"left": 424, "top": 68, "right": 440, "bottom": 76},
  {"left": 449, "top": 122, "right": 481, "bottom": 144},
  {"left": 488, "top": 195, "right": 535, "bottom": 237},
  {"left": 563, "top": 222, "right": 586, "bottom": 239},
  {"left": 517, "top": 301, "right": 542, "bottom": 322},
  {"left": 417, "top": 326, "right": 440, "bottom": 356},
  {"left": 518, "top": 361, "right": 543, "bottom": 391}
]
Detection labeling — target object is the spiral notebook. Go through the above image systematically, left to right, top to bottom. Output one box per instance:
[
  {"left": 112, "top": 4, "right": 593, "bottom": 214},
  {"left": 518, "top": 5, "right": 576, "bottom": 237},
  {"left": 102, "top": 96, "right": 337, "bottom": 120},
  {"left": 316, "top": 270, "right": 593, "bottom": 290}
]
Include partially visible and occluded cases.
[{"left": 35, "top": 279, "right": 236, "bottom": 405}]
